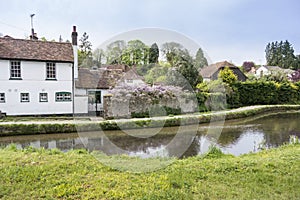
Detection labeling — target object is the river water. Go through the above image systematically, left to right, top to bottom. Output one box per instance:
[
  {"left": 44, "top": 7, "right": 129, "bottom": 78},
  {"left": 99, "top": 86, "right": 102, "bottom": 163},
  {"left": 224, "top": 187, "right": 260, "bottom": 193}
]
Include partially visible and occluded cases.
[{"left": 0, "top": 111, "right": 299, "bottom": 157}]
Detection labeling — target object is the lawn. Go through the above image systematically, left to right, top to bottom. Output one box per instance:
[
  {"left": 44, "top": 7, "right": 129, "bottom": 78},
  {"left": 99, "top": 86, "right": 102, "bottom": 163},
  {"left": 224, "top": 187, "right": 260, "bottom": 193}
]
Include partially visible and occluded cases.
[{"left": 0, "top": 144, "right": 299, "bottom": 199}]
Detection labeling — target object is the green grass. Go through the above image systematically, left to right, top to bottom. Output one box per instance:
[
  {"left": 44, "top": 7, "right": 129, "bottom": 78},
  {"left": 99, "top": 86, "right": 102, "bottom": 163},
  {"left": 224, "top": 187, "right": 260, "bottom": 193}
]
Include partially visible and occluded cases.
[
  {"left": 0, "top": 116, "right": 76, "bottom": 122},
  {"left": 0, "top": 144, "right": 299, "bottom": 199}
]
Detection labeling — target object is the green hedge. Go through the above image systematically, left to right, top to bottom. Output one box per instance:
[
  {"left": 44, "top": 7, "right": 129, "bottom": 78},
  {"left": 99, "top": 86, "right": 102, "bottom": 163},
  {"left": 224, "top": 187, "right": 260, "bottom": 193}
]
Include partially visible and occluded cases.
[
  {"left": 197, "top": 81, "right": 300, "bottom": 109},
  {"left": 230, "top": 81, "right": 300, "bottom": 107},
  {"left": 196, "top": 92, "right": 227, "bottom": 112},
  {"left": 131, "top": 106, "right": 181, "bottom": 118}
]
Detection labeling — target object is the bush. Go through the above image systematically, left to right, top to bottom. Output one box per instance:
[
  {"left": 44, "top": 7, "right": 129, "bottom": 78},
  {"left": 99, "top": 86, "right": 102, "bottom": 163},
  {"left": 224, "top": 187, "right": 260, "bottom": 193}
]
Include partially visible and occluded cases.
[
  {"left": 196, "top": 81, "right": 300, "bottom": 110},
  {"left": 229, "top": 81, "right": 300, "bottom": 106},
  {"left": 196, "top": 92, "right": 227, "bottom": 112},
  {"left": 131, "top": 106, "right": 181, "bottom": 118}
]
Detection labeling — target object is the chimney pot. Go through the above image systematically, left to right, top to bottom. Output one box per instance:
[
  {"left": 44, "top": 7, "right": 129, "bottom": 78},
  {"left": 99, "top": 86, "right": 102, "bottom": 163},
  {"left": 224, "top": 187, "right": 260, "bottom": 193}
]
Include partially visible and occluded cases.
[{"left": 71, "top": 26, "right": 78, "bottom": 46}]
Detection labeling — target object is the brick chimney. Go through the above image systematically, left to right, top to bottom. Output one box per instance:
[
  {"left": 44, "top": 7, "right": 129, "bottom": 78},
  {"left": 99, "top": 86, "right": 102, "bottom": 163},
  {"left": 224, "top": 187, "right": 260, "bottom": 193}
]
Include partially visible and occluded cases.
[
  {"left": 72, "top": 26, "right": 78, "bottom": 79},
  {"left": 72, "top": 26, "right": 78, "bottom": 46}
]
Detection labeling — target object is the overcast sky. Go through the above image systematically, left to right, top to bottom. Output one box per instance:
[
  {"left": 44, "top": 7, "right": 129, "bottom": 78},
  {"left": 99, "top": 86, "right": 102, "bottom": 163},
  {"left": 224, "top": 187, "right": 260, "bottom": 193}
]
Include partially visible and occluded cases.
[{"left": 1, "top": 0, "right": 299, "bottom": 65}]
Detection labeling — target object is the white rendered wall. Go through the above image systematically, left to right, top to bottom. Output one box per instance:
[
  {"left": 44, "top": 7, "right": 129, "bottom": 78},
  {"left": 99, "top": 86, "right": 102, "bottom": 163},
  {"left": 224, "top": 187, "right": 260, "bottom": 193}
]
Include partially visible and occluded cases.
[
  {"left": 0, "top": 60, "right": 73, "bottom": 115},
  {"left": 255, "top": 66, "right": 269, "bottom": 77},
  {"left": 74, "top": 88, "right": 88, "bottom": 114},
  {"left": 74, "top": 95, "right": 88, "bottom": 114}
]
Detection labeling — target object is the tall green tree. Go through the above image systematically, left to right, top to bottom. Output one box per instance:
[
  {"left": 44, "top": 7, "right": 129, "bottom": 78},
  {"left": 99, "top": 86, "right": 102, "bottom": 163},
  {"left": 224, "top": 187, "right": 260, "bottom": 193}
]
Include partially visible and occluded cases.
[
  {"left": 78, "top": 32, "right": 92, "bottom": 67},
  {"left": 106, "top": 40, "right": 126, "bottom": 64},
  {"left": 121, "top": 40, "right": 149, "bottom": 66},
  {"left": 265, "top": 40, "right": 299, "bottom": 69},
  {"left": 161, "top": 42, "right": 184, "bottom": 66},
  {"left": 149, "top": 43, "right": 159, "bottom": 64},
  {"left": 194, "top": 47, "right": 208, "bottom": 69},
  {"left": 93, "top": 48, "right": 105, "bottom": 67},
  {"left": 166, "top": 49, "right": 202, "bottom": 89}
]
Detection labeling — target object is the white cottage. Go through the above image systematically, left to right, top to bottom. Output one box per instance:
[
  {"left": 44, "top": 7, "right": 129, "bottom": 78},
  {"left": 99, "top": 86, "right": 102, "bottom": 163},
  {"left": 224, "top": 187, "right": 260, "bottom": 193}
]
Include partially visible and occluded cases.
[
  {"left": 0, "top": 27, "right": 78, "bottom": 116},
  {"left": 255, "top": 65, "right": 295, "bottom": 78}
]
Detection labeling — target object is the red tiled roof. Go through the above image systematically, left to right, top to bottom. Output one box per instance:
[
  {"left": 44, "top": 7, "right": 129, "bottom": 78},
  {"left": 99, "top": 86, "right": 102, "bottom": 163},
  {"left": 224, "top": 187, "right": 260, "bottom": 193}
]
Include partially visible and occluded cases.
[
  {"left": 0, "top": 37, "right": 73, "bottom": 62},
  {"left": 76, "top": 65, "right": 145, "bottom": 89},
  {"left": 76, "top": 67, "right": 125, "bottom": 89}
]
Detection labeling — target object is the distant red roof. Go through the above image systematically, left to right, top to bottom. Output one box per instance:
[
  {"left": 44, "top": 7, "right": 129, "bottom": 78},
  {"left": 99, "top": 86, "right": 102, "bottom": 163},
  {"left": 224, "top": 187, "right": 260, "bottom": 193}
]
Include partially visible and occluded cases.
[
  {"left": 0, "top": 37, "right": 73, "bottom": 62},
  {"left": 76, "top": 65, "right": 144, "bottom": 89}
]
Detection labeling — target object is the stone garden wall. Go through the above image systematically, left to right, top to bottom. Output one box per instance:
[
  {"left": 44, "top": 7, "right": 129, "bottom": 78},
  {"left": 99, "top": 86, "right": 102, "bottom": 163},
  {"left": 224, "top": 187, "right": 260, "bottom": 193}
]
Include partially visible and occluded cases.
[{"left": 103, "top": 85, "right": 198, "bottom": 119}]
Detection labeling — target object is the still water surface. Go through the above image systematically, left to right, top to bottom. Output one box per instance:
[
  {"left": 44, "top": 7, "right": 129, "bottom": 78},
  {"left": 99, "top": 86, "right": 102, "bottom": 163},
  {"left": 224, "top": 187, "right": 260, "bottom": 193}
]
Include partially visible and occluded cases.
[{"left": 0, "top": 112, "right": 299, "bottom": 157}]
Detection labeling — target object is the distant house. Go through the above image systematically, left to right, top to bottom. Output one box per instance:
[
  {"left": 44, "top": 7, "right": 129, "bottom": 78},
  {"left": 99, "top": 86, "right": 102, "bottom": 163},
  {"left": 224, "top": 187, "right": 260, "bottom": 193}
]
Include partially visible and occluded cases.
[
  {"left": 0, "top": 27, "right": 78, "bottom": 116},
  {"left": 199, "top": 61, "right": 247, "bottom": 82},
  {"left": 75, "top": 65, "right": 145, "bottom": 115},
  {"left": 255, "top": 66, "right": 295, "bottom": 78},
  {"left": 116, "top": 67, "right": 145, "bottom": 86}
]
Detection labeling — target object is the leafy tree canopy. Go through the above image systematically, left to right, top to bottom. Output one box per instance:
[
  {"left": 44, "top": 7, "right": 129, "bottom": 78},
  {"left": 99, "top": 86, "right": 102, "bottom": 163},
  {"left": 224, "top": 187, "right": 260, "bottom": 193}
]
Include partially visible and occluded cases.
[
  {"left": 78, "top": 32, "right": 92, "bottom": 67},
  {"left": 105, "top": 40, "right": 126, "bottom": 64},
  {"left": 122, "top": 40, "right": 149, "bottom": 66},
  {"left": 265, "top": 40, "right": 299, "bottom": 70},
  {"left": 161, "top": 42, "right": 184, "bottom": 66},
  {"left": 194, "top": 48, "right": 208, "bottom": 70},
  {"left": 166, "top": 49, "right": 202, "bottom": 89},
  {"left": 242, "top": 61, "right": 255, "bottom": 72}
]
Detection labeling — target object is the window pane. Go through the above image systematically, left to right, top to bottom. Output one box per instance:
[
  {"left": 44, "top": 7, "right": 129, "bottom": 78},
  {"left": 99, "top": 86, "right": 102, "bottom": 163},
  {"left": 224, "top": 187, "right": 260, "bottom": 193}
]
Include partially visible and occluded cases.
[
  {"left": 10, "top": 61, "right": 21, "bottom": 78},
  {"left": 46, "top": 63, "right": 56, "bottom": 79},
  {"left": 88, "top": 91, "right": 101, "bottom": 103},
  {"left": 56, "top": 92, "right": 71, "bottom": 102},
  {"left": 0, "top": 93, "right": 5, "bottom": 103},
  {"left": 21, "top": 93, "right": 29, "bottom": 102},
  {"left": 40, "top": 93, "right": 48, "bottom": 102}
]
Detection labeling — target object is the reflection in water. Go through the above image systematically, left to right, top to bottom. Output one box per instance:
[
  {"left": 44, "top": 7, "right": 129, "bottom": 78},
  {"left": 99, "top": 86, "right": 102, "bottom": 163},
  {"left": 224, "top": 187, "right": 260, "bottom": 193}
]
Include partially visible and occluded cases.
[{"left": 0, "top": 112, "right": 299, "bottom": 157}]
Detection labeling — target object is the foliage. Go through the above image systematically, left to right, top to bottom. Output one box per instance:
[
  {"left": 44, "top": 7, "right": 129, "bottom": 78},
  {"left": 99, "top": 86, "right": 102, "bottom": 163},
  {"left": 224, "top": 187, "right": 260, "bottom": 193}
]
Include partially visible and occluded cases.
[
  {"left": 78, "top": 32, "right": 92, "bottom": 67},
  {"left": 105, "top": 40, "right": 126, "bottom": 64},
  {"left": 122, "top": 40, "right": 149, "bottom": 66},
  {"left": 265, "top": 40, "right": 300, "bottom": 69},
  {"left": 161, "top": 42, "right": 185, "bottom": 66},
  {"left": 149, "top": 43, "right": 159, "bottom": 64},
  {"left": 194, "top": 47, "right": 208, "bottom": 69},
  {"left": 93, "top": 48, "right": 105, "bottom": 67},
  {"left": 165, "top": 49, "right": 202, "bottom": 89},
  {"left": 242, "top": 61, "right": 255, "bottom": 72},
  {"left": 136, "top": 63, "right": 155, "bottom": 76},
  {"left": 144, "top": 64, "right": 168, "bottom": 84},
  {"left": 218, "top": 66, "right": 238, "bottom": 84},
  {"left": 290, "top": 69, "right": 300, "bottom": 82},
  {"left": 262, "top": 71, "right": 289, "bottom": 82},
  {"left": 197, "top": 79, "right": 300, "bottom": 109},
  {"left": 197, "top": 80, "right": 230, "bottom": 93},
  {"left": 230, "top": 81, "right": 300, "bottom": 106},
  {"left": 109, "top": 84, "right": 183, "bottom": 99},
  {"left": 196, "top": 92, "right": 227, "bottom": 112},
  {"left": 131, "top": 106, "right": 181, "bottom": 118},
  {"left": 0, "top": 144, "right": 299, "bottom": 199},
  {"left": 204, "top": 145, "right": 224, "bottom": 158}
]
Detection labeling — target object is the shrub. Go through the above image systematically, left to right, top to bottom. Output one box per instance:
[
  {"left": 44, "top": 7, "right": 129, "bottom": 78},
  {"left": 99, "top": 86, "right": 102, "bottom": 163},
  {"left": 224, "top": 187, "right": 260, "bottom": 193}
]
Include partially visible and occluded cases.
[
  {"left": 218, "top": 66, "right": 238, "bottom": 84},
  {"left": 229, "top": 81, "right": 300, "bottom": 106},
  {"left": 131, "top": 106, "right": 181, "bottom": 118}
]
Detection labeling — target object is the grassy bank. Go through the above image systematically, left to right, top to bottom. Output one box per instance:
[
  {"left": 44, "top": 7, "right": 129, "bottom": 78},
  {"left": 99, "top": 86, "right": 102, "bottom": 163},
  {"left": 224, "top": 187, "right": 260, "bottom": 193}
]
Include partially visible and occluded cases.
[
  {"left": 0, "top": 105, "right": 299, "bottom": 136},
  {"left": 0, "top": 144, "right": 299, "bottom": 199}
]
